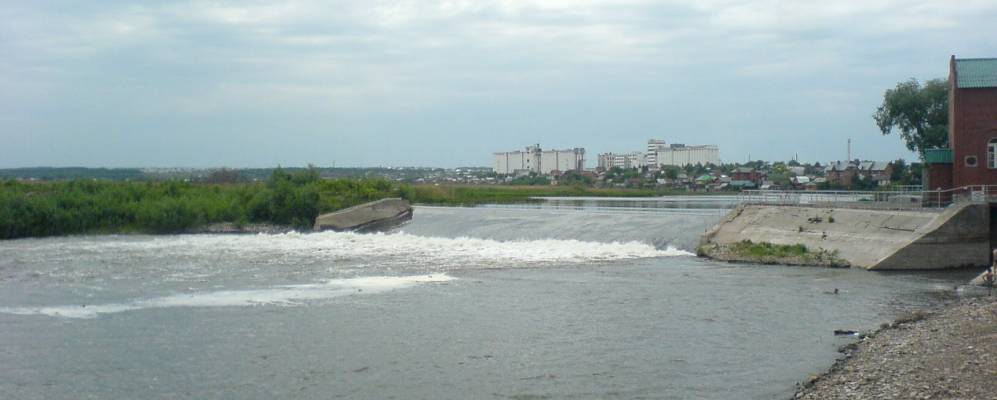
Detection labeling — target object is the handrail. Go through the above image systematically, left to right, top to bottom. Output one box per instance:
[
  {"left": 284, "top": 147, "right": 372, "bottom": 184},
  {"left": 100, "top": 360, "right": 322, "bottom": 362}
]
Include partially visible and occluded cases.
[{"left": 737, "top": 185, "right": 997, "bottom": 210}]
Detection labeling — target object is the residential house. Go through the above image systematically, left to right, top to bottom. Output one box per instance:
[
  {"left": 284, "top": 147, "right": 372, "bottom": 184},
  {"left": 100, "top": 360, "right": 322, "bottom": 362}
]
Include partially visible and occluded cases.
[
  {"left": 824, "top": 161, "right": 857, "bottom": 188},
  {"left": 857, "top": 161, "right": 894, "bottom": 187},
  {"left": 731, "top": 167, "right": 763, "bottom": 185}
]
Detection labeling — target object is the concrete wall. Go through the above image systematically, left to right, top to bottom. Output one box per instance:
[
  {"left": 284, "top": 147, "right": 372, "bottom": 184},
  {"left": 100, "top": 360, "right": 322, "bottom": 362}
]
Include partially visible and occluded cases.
[
  {"left": 313, "top": 198, "right": 413, "bottom": 232},
  {"left": 701, "top": 203, "right": 991, "bottom": 270},
  {"left": 874, "top": 204, "right": 990, "bottom": 269}
]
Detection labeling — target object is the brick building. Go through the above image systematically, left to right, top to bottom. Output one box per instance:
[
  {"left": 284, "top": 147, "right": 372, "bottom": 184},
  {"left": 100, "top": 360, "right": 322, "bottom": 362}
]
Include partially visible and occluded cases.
[
  {"left": 925, "top": 56, "right": 997, "bottom": 190},
  {"left": 825, "top": 161, "right": 857, "bottom": 187},
  {"left": 858, "top": 161, "right": 894, "bottom": 187},
  {"left": 731, "top": 167, "right": 763, "bottom": 185}
]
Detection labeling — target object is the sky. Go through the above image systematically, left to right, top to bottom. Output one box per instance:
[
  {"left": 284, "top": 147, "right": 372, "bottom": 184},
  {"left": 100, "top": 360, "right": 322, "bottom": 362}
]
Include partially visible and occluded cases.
[{"left": 2, "top": 1, "right": 997, "bottom": 168}]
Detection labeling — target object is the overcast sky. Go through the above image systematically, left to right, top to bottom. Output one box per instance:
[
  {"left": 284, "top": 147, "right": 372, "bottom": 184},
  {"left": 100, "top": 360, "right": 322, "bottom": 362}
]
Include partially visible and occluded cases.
[{"left": 3, "top": 1, "right": 996, "bottom": 168}]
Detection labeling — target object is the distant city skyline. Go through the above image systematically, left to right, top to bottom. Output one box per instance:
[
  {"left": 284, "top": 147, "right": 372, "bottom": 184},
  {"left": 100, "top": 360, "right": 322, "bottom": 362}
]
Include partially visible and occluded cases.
[{"left": 3, "top": 1, "right": 997, "bottom": 169}]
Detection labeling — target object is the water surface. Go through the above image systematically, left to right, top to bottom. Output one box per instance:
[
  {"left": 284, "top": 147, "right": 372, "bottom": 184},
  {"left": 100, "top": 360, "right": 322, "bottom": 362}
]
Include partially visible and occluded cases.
[{"left": 0, "top": 198, "right": 974, "bottom": 399}]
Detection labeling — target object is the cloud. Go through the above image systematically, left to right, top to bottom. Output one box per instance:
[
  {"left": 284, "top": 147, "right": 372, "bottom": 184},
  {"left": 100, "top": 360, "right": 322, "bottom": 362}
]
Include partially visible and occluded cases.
[{"left": 1, "top": 1, "right": 996, "bottom": 167}]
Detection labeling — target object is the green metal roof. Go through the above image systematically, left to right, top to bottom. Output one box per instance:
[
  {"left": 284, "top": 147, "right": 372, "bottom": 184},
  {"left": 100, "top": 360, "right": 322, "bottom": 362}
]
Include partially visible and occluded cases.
[
  {"left": 955, "top": 58, "right": 997, "bottom": 88},
  {"left": 923, "top": 148, "right": 953, "bottom": 164}
]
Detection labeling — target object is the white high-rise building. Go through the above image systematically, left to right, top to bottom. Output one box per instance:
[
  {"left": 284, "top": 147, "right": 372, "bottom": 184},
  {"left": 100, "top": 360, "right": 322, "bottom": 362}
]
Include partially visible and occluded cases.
[
  {"left": 645, "top": 139, "right": 719, "bottom": 167},
  {"left": 646, "top": 139, "right": 667, "bottom": 166},
  {"left": 656, "top": 144, "right": 720, "bottom": 166},
  {"left": 493, "top": 145, "right": 585, "bottom": 175},
  {"left": 493, "top": 145, "right": 541, "bottom": 175},
  {"left": 597, "top": 152, "right": 646, "bottom": 170}
]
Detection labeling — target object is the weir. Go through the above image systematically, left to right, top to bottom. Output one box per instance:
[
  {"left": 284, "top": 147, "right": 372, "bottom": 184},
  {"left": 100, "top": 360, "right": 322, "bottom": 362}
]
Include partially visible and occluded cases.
[{"left": 700, "top": 200, "right": 992, "bottom": 270}]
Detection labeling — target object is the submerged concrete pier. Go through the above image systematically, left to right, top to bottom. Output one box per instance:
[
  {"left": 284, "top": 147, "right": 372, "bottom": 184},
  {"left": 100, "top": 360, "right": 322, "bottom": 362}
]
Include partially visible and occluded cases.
[{"left": 700, "top": 203, "right": 991, "bottom": 270}]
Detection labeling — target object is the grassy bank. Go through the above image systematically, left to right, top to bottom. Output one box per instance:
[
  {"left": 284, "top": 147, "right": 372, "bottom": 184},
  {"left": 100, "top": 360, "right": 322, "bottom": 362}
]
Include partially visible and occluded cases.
[
  {"left": 0, "top": 169, "right": 403, "bottom": 239},
  {"left": 2, "top": 173, "right": 704, "bottom": 239}
]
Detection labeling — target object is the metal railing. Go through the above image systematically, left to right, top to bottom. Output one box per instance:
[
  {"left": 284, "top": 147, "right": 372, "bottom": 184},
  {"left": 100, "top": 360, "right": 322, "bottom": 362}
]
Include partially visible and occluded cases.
[
  {"left": 738, "top": 185, "right": 997, "bottom": 210},
  {"left": 928, "top": 185, "right": 997, "bottom": 208}
]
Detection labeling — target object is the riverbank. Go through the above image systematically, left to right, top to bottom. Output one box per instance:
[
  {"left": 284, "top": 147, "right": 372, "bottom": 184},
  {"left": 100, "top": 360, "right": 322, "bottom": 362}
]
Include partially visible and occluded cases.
[
  {"left": 0, "top": 170, "right": 409, "bottom": 239},
  {"left": 1, "top": 174, "right": 723, "bottom": 239},
  {"left": 794, "top": 294, "right": 997, "bottom": 399}
]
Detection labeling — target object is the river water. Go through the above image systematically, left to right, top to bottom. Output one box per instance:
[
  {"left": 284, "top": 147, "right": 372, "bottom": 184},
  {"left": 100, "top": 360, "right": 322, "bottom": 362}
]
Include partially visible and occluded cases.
[{"left": 0, "top": 199, "right": 977, "bottom": 399}]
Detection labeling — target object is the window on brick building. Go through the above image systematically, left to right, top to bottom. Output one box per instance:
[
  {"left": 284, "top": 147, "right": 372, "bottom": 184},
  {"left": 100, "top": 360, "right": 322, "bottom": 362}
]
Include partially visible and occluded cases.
[
  {"left": 989, "top": 138, "right": 997, "bottom": 169},
  {"left": 967, "top": 156, "right": 978, "bottom": 167}
]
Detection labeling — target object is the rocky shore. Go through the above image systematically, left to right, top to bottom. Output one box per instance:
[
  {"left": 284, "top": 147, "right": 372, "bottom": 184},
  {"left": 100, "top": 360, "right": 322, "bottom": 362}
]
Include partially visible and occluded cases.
[{"left": 794, "top": 295, "right": 997, "bottom": 399}]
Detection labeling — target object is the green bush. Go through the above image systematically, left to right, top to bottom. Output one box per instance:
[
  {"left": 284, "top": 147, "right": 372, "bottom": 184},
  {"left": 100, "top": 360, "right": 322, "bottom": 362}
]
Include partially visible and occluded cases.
[
  {"left": 0, "top": 169, "right": 405, "bottom": 239},
  {"left": 733, "top": 240, "right": 810, "bottom": 258}
]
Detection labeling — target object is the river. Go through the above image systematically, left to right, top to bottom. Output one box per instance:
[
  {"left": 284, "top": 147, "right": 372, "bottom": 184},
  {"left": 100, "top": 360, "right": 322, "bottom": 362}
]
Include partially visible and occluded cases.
[{"left": 0, "top": 198, "right": 976, "bottom": 399}]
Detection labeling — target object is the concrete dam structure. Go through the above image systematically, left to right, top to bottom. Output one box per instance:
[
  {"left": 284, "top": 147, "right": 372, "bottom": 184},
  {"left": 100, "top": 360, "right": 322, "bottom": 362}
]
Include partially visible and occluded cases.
[
  {"left": 313, "top": 198, "right": 413, "bottom": 232},
  {"left": 700, "top": 203, "right": 993, "bottom": 270}
]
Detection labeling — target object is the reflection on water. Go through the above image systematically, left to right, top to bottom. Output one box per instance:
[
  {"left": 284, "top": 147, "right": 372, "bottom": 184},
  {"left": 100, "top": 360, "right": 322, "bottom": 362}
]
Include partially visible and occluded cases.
[{"left": 529, "top": 195, "right": 741, "bottom": 211}]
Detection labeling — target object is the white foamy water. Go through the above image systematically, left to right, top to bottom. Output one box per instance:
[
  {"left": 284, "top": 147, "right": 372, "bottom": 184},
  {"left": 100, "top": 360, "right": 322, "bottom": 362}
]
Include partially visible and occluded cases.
[
  {"left": 18, "top": 230, "right": 692, "bottom": 268},
  {"left": 0, "top": 274, "right": 453, "bottom": 319}
]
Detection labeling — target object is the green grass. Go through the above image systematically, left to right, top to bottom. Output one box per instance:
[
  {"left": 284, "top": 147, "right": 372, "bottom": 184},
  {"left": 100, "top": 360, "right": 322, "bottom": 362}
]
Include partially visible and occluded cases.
[
  {"left": 0, "top": 169, "right": 405, "bottom": 239},
  {"left": 1, "top": 174, "right": 719, "bottom": 239},
  {"left": 712, "top": 239, "right": 849, "bottom": 267},
  {"left": 731, "top": 240, "right": 811, "bottom": 258}
]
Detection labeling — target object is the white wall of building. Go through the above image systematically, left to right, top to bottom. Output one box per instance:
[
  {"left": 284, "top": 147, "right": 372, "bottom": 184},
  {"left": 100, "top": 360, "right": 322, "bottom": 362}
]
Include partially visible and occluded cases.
[
  {"left": 644, "top": 139, "right": 719, "bottom": 167},
  {"left": 646, "top": 139, "right": 667, "bottom": 166},
  {"left": 493, "top": 145, "right": 584, "bottom": 174},
  {"left": 656, "top": 145, "right": 720, "bottom": 166},
  {"left": 540, "top": 148, "right": 585, "bottom": 174},
  {"left": 598, "top": 152, "right": 645, "bottom": 170}
]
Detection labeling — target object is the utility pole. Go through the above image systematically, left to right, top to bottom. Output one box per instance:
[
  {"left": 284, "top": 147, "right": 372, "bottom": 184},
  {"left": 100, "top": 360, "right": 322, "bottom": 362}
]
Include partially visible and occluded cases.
[{"left": 847, "top": 138, "right": 852, "bottom": 162}]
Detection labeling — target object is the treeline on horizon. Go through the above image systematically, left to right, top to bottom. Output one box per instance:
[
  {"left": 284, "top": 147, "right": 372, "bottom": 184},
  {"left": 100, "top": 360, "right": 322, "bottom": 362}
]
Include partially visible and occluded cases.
[
  {"left": 0, "top": 166, "right": 448, "bottom": 182},
  {"left": 0, "top": 168, "right": 676, "bottom": 240}
]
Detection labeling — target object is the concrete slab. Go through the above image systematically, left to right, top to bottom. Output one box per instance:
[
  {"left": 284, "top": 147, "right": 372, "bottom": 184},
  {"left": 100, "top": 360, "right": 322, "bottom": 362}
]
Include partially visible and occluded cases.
[
  {"left": 313, "top": 198, "right": 413, "bottom": 232},
  {"left": 700, "top": 203, "right": 990, "bottom": 270}
]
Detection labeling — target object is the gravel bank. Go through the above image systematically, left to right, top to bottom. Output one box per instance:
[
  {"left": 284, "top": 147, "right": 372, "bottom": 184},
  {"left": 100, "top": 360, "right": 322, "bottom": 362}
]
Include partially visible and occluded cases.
[{"left": 795, "top": 295, "right": 997, "bottom": 399}]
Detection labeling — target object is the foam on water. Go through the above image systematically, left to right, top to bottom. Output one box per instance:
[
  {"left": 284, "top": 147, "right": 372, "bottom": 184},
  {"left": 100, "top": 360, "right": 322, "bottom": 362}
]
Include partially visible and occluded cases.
[
  {"left": 20, "top": 230, "right": 692, "bottom": 267},
  {"left": 0, "top": 274, "right": 453, "bottom": 319}
]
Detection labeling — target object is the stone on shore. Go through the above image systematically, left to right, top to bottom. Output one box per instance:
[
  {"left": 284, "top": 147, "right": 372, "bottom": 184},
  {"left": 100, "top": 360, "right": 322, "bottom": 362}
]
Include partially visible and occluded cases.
[{"left": 795, "top": 296, "right": 997, "bottom": 400}]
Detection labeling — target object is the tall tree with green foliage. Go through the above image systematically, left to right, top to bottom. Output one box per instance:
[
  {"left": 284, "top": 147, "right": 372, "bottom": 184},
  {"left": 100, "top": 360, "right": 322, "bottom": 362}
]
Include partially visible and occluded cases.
[{"left": 873, "top": 78, "right": 948, "bottom": 157}]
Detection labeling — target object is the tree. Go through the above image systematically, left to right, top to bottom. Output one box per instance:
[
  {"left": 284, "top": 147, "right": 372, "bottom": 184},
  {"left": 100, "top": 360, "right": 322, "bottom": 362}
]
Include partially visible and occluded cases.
[
  {"left": 873, "top": 78, "right": 948, "bottom": 157},
  {"left": 890, "top": 159, "right": 907, "bottom": 182},
  {"left": 663, "top": 166, "right": 680, "bottom": 180},
  {"left": 202, "top": 168, "right": 242, "bottom": 184},
  {"left": 558, "top": 170, "right": 593, "bottom": 187}
]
